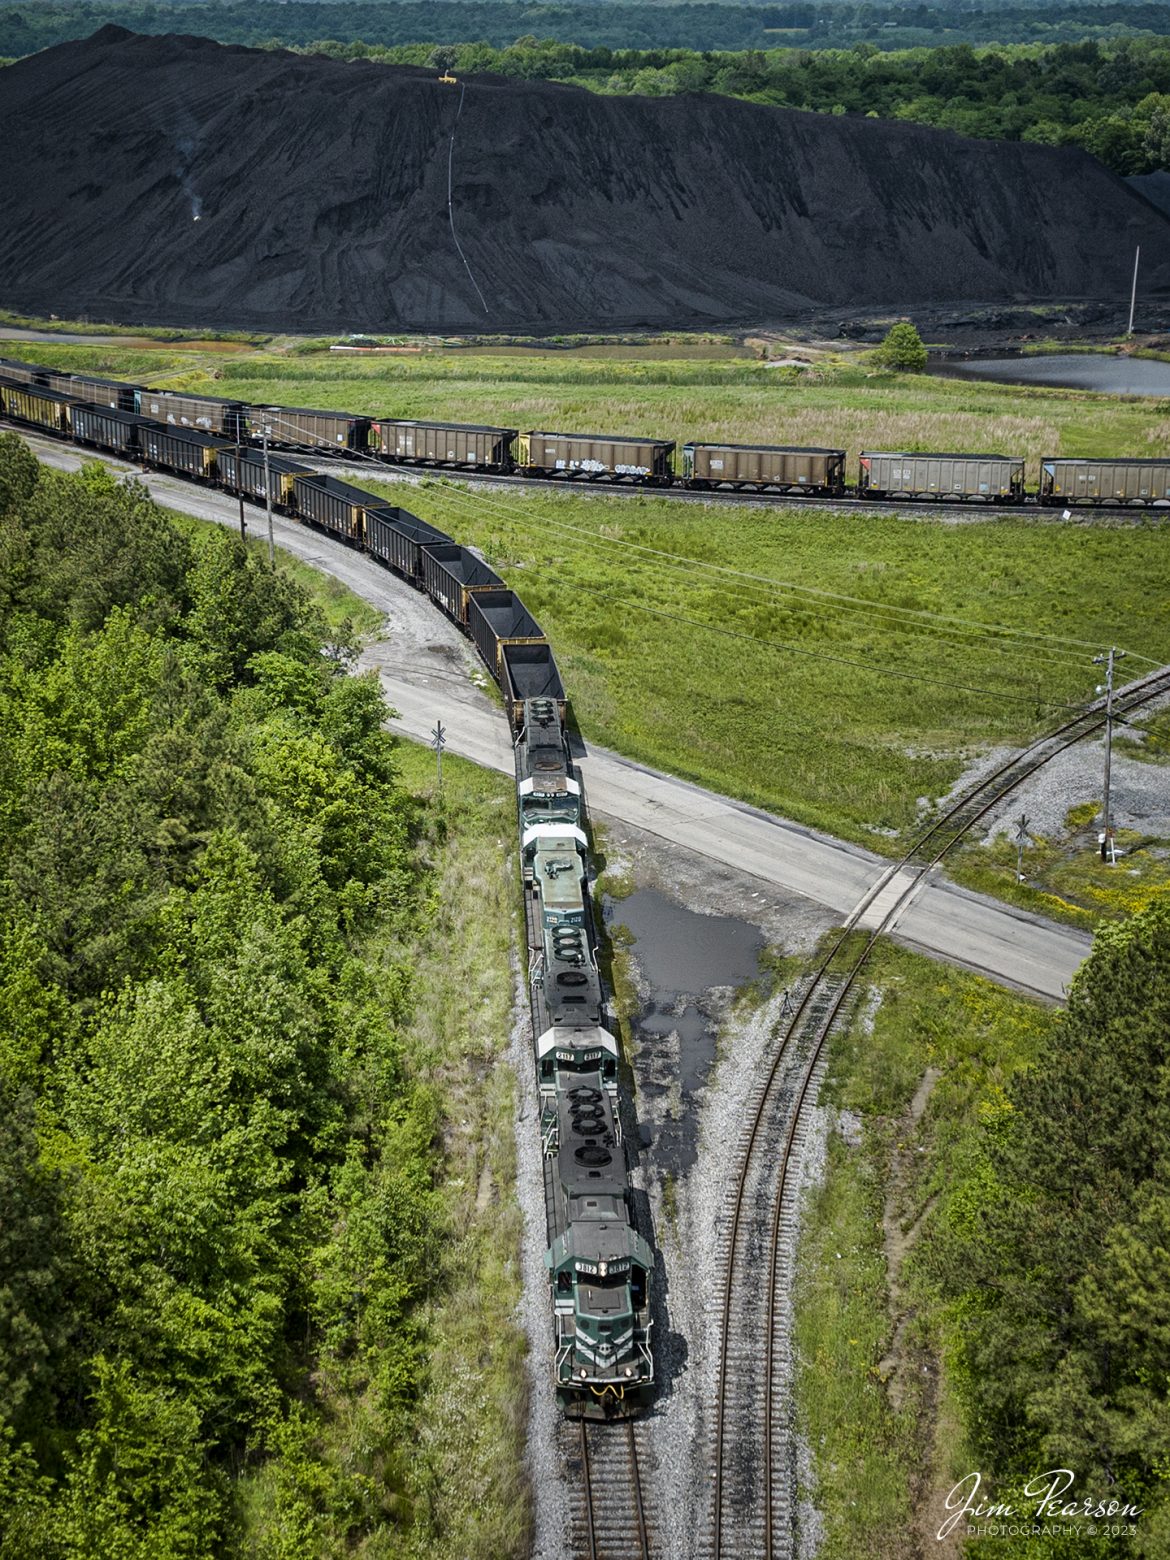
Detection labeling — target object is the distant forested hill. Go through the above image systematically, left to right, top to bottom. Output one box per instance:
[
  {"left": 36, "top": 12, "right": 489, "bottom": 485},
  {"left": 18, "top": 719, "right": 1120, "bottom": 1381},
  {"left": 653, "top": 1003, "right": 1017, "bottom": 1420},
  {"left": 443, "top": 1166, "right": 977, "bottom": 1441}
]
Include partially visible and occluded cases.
[
  {"left": 5, "top": 1, "right": 1170, "bottom": 57},
  {"left": 4, "top": 7, "right": 1170, "bottom": 174}
]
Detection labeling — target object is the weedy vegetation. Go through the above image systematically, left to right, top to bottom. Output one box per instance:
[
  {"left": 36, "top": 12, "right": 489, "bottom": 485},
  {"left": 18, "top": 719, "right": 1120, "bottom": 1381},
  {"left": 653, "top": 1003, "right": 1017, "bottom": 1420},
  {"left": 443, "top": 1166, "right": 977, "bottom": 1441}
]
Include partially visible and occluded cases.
[{"left": 795, "top": 942, "right": 1056, "bottom": 1556}]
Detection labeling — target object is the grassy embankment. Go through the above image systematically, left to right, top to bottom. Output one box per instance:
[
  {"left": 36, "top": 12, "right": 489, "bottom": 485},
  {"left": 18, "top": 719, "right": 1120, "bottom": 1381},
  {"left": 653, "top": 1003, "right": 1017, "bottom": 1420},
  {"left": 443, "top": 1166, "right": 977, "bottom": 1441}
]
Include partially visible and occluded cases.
[
  {"left": 22, "top": 339, "right": 1170, "bottom": 916},
  {"left": 354, "top": 473, "right": 1170, "bottom": 924},
  {"left": 374, "top": 741, "right": 528, "bottom": 1560},
  {"left": 793, "top": 940, "right": 1056, "bottom": 1558}
]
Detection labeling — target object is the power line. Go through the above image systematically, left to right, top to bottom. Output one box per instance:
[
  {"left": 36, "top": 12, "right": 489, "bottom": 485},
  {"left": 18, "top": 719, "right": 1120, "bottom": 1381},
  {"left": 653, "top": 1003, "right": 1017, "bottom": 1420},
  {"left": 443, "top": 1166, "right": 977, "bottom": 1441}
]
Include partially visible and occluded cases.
[
  {"left": 405, "top": 473, "right": 1159, "bottom": 668},
  {"left": 399, "top": 476, "right": 1124, "bottom": 685},
  {"left": 543, "top": 576, "right": 1084, "bottom": 712}
]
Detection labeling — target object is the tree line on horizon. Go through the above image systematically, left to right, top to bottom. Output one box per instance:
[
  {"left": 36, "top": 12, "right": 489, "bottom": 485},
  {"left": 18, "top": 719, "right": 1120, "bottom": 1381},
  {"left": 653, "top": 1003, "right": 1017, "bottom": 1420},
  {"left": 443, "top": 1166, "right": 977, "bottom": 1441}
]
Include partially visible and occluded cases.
[
  {"left": 6, "top": 1, "right": 1170, "bottom": 58},
  {"left": 4, "top": 9, "right": 1170, "bottom": 176}
]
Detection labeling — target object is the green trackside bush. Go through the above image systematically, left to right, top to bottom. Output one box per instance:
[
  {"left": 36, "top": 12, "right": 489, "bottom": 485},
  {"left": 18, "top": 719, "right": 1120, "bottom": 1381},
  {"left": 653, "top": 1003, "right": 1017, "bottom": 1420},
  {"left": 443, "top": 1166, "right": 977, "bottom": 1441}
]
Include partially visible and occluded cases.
[
  {"left": 870, "top": 321, "right": 928, "bottom": 373},
  {"left": 0, "top": 444, "right": 524, "bottom": 1556}
]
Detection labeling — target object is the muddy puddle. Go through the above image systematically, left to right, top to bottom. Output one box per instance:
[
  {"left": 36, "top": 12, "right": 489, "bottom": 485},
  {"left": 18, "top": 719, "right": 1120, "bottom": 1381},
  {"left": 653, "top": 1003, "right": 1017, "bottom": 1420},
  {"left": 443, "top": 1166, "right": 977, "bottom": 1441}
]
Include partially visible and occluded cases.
[{"left": 604, "top": 888, "right": 765, "bottom": 1175}]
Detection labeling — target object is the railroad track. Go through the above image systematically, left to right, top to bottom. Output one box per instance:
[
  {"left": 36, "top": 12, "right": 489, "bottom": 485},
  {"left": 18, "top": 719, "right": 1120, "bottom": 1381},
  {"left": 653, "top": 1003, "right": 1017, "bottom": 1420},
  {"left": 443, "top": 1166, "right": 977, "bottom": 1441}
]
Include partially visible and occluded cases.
[
  {"left": 7, "top": 414, "right": 1157, "bottom": 525},
  {"left": 306, "top": 447, "right": 1087, "bottom": 523},
  {"left": 708, "top": 662, "right": 1170, "bottom": 1559},
  {"left": 567, "top": 1415, "right": 653, "bottom": 1560}
]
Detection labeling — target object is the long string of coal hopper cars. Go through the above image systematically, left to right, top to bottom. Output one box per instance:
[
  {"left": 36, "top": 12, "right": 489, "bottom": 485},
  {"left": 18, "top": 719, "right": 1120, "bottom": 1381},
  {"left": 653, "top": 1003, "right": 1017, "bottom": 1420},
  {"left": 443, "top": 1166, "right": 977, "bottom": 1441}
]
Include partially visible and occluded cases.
[
  {"left": 0, "top": 355, "right": 656, "bottom": 1420},
  {"left": 2, "top": 355, "right": 1169, "bottom": 507}
]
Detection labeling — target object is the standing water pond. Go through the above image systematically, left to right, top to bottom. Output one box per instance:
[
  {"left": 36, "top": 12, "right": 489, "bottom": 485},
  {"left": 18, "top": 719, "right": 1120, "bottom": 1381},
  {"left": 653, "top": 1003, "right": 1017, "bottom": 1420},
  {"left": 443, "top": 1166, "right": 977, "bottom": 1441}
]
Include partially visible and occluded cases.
[
  {"left": 931, "top": 353, "right": 1170, "bottom": 396},
  {"left": 603, "top": 888, "right": 766, "bottom": 1176}
]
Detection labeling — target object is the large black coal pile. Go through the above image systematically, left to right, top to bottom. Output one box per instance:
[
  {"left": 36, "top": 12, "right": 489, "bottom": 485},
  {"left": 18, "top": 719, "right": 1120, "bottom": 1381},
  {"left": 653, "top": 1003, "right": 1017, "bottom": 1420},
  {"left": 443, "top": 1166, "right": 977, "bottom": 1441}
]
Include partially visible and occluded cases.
[{"left": 2, "top": 26, "right": 1168, "bottom": 332}]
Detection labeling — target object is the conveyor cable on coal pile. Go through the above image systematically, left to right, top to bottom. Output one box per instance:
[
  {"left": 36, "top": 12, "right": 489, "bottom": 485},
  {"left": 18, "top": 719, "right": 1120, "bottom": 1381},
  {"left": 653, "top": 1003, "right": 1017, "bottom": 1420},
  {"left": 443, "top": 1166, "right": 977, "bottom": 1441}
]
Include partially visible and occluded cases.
[{"left": 446, "top": 81, "right": 489, "bottom": 318}]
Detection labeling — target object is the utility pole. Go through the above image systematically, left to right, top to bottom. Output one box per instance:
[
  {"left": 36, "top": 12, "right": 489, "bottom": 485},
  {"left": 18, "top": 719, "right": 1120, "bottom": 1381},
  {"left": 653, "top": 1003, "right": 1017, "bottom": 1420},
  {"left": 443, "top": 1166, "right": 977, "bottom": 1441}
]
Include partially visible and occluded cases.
[
  {"left": 1127, "top": 246, "right": 1141, "bottom": 336},
  {"left": 262, "top": 423, "right": 274, "bottom": 565},
  {"left": 234, "top": 424, "right": 247, "bottom": 541},
  {"left": 1093, "top": 647, "right": 1126, "bottom": 864},
  {"left": 430, "top": 719, "right": 447, "bottom": 790}
]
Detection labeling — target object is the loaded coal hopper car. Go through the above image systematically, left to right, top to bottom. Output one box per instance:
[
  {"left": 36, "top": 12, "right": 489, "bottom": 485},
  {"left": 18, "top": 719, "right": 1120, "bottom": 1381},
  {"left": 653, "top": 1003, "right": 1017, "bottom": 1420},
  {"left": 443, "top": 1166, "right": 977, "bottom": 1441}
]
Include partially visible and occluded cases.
[{"left": 517, "top": 430, "right": 674, "bottom": 485}]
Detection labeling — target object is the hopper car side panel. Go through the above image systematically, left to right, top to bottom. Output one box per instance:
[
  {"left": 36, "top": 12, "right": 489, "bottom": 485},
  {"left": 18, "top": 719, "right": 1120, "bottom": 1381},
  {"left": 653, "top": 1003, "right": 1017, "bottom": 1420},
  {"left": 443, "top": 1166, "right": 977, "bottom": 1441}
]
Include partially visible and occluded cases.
[
  {"left": 0, "top": 357, "right": 50, "bottom": 389},
  {"left": 42, "top": 371, "right": 139, "bottom": 414},
  {"left": 2, "top": 384, "right": 72, "bottom": 434},
  {"left": 141, "top": 389, "right": 248, "bottom": 441},
  {"left": 70, "top": 403, "right": 143, "bottom": 455},
  {"left": 252, "top": 405, "right": 371, "bottom": 451},
  {"left": 373, "top": 418, "right": 517, "bottom": 471},
  {"left": 140, "top": 424, "right": 232, "bottom": 481},
  {"left": 518, "top": 431, "right": 675, "bottom": 483},
  {"left": 683, "top": 442, "right": 846, "bottom": 494},
  {"left": 218, "top": 448, "right": 312, "bottom": 509},
  {"left": 858, "top": 451, "right": 1025, "bottom": 502},
  {"left": 1039, "top": 457, "right": 1170, "bottom": 506},
  {"left": 291, "top": 473, "right": 376, "bottom": 544},
  {"left": 364, "top": 506, "right": 452, "bottom": 585},
  {"left": 422, "top": 543, "right": 504, "bottom": 624},
  {"left": 468, "top": 589, "right": 547, "bottom": 681}
]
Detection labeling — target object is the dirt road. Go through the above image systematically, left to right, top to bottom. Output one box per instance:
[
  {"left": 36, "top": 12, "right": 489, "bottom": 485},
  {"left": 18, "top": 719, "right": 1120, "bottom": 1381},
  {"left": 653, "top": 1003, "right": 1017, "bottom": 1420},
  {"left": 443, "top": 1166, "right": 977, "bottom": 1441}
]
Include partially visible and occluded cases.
[{"left": 20, "top": 432, "right": 1093, "bottom": 999}]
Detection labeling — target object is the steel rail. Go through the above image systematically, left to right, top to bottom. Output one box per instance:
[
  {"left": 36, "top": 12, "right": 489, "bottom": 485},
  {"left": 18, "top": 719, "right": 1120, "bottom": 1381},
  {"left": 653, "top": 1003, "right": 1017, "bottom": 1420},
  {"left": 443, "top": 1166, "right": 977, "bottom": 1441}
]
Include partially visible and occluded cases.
[
  {"left": 716, "top": 661, "right": 1170, "bottom": 1558},
  {"left": 577, "top": 1417, "right": 651, "bottom": 1560},
  {"left": 581, "top": 1418, "right": 598, "bottom": 1560},
  {"left": 626, "top": 1419, "right": 651, "bottom": 1560}
]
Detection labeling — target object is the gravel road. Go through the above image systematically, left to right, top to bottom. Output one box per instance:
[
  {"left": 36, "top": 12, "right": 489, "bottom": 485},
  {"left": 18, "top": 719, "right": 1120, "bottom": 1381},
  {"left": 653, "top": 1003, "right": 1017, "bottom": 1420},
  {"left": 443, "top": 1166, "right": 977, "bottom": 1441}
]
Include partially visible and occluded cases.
[{"left": 16, "top": 429, "right": 1100, "bottom": 1001}]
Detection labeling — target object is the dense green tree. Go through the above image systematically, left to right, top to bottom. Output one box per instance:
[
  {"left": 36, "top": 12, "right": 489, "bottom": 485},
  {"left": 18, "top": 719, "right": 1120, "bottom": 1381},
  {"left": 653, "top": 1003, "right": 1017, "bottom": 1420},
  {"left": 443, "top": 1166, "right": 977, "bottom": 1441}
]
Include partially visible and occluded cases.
[
  {"left": 870, "top": 321, "right": 928, "bottom": 371},
  {"left": 0, "top": 432, "right": 37, "bottom": 519},
  {"left": 0, "top": 448, "right": 437, "bottom": 1552},
  {"left": 13, "top": 465, "right": 191, "bottom": 636},
  {"left": 184, "top": 529, "right": 318, "bottom": 690},
  {"left": 931, "top": 901, "right": 1170, "bottom": 1549},
  {"left": 0, "top": 1079, "right": 75, "bottom": 1445},
  {"left": 57, "top": 1358, "right": 225, "bottom": 1560}
]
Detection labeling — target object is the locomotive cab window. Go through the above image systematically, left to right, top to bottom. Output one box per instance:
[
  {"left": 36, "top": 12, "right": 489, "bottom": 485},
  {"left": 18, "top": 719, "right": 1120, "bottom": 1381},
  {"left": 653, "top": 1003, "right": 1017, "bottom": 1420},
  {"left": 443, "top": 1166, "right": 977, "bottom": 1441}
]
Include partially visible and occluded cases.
[{"left": 630, "top": 1267, "right": 647, "bottom": 1308}]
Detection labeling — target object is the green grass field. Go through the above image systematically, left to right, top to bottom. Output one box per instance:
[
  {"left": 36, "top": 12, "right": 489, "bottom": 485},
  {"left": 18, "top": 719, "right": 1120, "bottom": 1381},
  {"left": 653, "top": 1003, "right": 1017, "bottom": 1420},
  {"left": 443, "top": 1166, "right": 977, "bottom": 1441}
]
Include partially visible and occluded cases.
[
  {"left": 12, "top": 336, "right": 1170, "bottom": 483},
  {"left": 13, "top": 336, "right": 1170, "bottom": 853},
  {"left": 359, "top": 474, "right": 1170, "bottom": 849},
  {"left": 795, "top": 940, "right": 1056, "bottom": 1556}
]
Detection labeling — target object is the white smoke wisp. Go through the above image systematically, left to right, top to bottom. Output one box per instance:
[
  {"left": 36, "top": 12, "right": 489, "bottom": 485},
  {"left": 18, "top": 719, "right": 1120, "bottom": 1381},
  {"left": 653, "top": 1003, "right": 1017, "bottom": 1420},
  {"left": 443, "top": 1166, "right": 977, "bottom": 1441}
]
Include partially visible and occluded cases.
[{"left": 173, "top": 122, "right": 205, "bottom": 224}]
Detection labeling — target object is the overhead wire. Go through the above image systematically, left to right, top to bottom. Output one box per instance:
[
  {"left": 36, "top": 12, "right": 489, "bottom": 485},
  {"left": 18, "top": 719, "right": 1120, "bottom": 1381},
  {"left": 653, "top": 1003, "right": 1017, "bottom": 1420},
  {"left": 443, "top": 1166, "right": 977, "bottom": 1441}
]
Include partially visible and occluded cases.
[
  {"left": 399, "top": 468, "right": 1161, "bottom": 669},
  {"left": 392, "top": 475, "right": 1126, "bottom": 702},
  {"left": 413, "top": 477, "right": 1111, "bottom": 676},
  {"left": 535, "top": 577, "right": 1086, "bottom": 712}
]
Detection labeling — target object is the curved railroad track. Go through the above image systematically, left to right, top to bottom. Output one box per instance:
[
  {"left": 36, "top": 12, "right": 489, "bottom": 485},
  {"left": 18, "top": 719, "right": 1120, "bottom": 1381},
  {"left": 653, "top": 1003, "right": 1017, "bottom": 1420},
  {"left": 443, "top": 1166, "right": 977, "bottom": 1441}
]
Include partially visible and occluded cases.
[
  {"left": 5, "top": 412, "right": 1162, "bottom": 525},
  {"left": 708, "top": 662, "right": 1170, "bottom": 1559},
  {"left": 565, "top": 1414, "right": 653, "bottom": 1560}
]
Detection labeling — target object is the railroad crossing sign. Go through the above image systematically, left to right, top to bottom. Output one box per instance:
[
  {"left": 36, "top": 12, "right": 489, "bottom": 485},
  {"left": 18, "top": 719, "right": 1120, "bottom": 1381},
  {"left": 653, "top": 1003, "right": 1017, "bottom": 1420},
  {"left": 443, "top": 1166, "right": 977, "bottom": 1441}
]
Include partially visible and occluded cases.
[{"left": 431, "top": 720, "right": 446, "bottom": 788}]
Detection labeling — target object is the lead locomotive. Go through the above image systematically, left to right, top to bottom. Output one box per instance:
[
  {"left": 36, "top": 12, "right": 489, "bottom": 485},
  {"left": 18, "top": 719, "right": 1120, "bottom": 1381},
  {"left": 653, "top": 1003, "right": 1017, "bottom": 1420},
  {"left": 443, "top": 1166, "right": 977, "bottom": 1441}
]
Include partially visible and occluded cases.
[{"left": 517, "top": 697, "right": 653, "bottom": 1418}]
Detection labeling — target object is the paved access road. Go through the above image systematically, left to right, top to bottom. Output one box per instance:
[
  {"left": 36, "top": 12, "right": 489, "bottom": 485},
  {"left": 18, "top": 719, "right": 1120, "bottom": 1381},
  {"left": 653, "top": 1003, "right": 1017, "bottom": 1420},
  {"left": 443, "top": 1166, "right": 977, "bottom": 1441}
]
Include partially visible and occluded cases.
[{"left": 20, "top": 435, "right": 1093, "bottom": 1000}]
